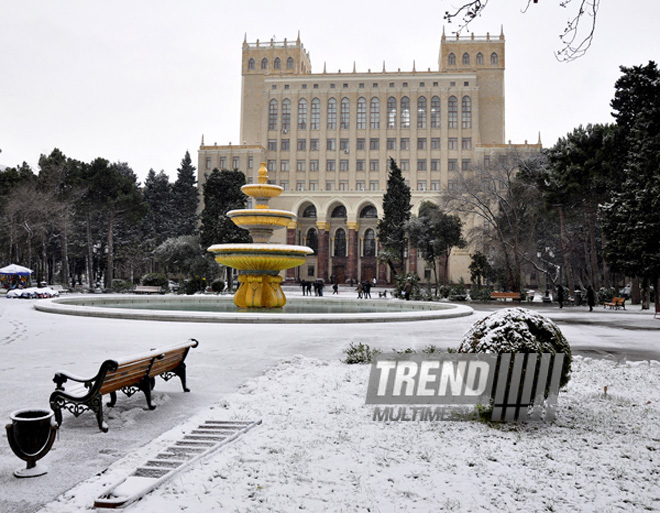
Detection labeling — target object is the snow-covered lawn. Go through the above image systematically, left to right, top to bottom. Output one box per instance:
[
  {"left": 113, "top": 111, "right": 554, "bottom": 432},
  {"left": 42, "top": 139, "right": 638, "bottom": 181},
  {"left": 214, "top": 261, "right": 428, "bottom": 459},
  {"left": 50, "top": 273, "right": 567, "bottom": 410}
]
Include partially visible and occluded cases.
[{"left": 39, "top": 354, "right": 660, "bottom": 512}]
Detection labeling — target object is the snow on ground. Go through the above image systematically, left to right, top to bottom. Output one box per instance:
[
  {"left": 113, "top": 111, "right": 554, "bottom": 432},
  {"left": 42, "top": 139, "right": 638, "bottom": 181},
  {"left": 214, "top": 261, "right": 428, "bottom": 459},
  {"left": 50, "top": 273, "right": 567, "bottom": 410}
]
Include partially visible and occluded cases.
[{"left": 38, "top": 354, "right": 660, "bottom": 512}]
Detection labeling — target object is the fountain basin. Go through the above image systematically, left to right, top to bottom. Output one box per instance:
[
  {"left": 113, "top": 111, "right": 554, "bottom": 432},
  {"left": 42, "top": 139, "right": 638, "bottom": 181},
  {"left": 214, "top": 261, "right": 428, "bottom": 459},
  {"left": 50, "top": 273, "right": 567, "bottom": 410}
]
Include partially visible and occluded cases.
[{"left": 209, "top": 244, "right": 313, "bottom": 271}]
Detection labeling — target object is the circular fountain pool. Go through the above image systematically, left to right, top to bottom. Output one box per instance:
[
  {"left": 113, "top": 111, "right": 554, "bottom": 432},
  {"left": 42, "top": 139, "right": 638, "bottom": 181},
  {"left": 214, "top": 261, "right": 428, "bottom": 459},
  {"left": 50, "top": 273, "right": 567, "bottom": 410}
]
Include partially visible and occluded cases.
[{"left": 34, "top": 295, "right": 473, "bottom": 324}]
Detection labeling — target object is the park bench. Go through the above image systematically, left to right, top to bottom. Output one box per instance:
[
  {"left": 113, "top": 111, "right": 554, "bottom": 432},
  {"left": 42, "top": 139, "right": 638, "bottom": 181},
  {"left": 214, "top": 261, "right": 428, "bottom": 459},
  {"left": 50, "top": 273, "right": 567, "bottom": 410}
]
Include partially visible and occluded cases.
[
  {"left": 133, "top": 285, "right": 162, "bottom": 294},
  {"left": 491, "top": 291, "right": 521, "bottom": 302},
  {"left": 604, "top": 297, "right": 626, "bottom": 310},
  {"left": 49, "top": 339, "right": 199, "bottom": 432}
]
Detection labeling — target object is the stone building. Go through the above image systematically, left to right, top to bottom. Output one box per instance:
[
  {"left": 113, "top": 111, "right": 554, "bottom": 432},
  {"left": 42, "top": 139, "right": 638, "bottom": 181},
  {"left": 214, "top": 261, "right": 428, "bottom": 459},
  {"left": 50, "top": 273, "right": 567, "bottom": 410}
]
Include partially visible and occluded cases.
[{"left": 198, "top": 30, "right": 541, "bottom": 285}]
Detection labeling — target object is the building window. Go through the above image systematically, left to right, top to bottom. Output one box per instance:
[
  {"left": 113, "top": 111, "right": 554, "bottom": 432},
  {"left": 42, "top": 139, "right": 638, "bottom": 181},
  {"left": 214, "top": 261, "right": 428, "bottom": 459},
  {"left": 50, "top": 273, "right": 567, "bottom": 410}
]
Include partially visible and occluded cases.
[
  {"left": 476, "top": 52, "right": 484, "bottom": 65},
  {"left": 491, "top": 52, "right": 498, "bottom": 65},
  {"left": 448, "top": 53, "right": 456, "bottom": 65},
  {"left": 462, "top": 53, "right": 470, "bottom": 65},
  {"left": 287, "top": 56, "right": 294, "bottom": 69},
  {"left": 274, "top": 57, "right": 281, "bottom": 69},
  {"left": 248, "top": 58, "right": 255, "bottom": 70},
  {"left": 261, "top": 58, "right": 268, "bottom": 69},
  {"left": 359, "top": 83, "right": 365, "bottom": 89},
  {"left": 400, "top": 96, "right": 410, "bottom": 129},
  {"left": 417, "top": 96, "right": 427, "bottom": 129},
  {"left": 431, "top": 96, "right": 441, "bottom": 128},
  {"left": 448, "top": 96, "right": 458, "bottom": 129},
  {"left": 462, "top": 96, "right": 472, "bottom": 129},
  {"left": 357, "top": 97, "right": 367, "bottom": 130},
  {"left": 370, "top": 97, "right": 380, "bottom": 129},
  {"left": 387, "top": 97, "right": 397, "bottom": 128},
  {"left": 298, "top": 98, "right": 307, "bottom": 130},
  {"left": 311, "top": 98, "right": 320, "bottom": 130},
  {"left": 327, "top": 98, "right": 337, "bottom": 129},
  {"left": 340, "top": 98, "right": 350, "bottom": 129},
  {"left": 268, "top": 99, "right": 278, "bottom": 130},
  {"left": 281, "top": 99, "right": 291, "bottom": 131},
  {"left": 431, "top": 137, "right": 441, "bottom": 150},
  {"left": 448, "top": 137, "right": 458, "bottom": 150},
  {"left": 462, "top": 137, "right": 472, "bottom": 150},
  {"left": 327, "top": 138, "right": 336, "bottom": 151},
  {"left": 340, "top": 138, "right": 350, "bottom": 152},
  {"left": 356, "top": 138, "right": 366, "bottom": 150},
  {"left": 370, "top": 138, "right": 380, "bottom": 150},
  {"left": 387, "top": 138, "right": 396, "bottom": 150},
  {"left": 400, "top": 138, "right": 410, "bottom": 150},
  {"left": 417, "top": 138, "right": 427, "bottom": 150},
  {"left": 268, "top": 139, "right": 277, "bottom": 151},
  {"left": 281, "top": 139, "right": 290, "bottom": 151},
  {"left": 297, "top": 139, "right": 306, "bottom": 151},
  {"left": 310, "top": 139, "right": 319, "bottom": 151},
  {"left": 484, "top": 155, "right": 491, "bottom": 168},
  {"left": 248, "top": 156, "right": 254, "bottom": 169},
  {"left": 205, "top": 157, "right": 211, "bottom": 169},
  {"left": 220, "top": 157, "right": 226, "bottom": 169},
  {"left": 232, "top": 157, "right": 239, "bottom": 169},
  {"left": 267, "top": 159, "right": 276, "bottom": 171},
  {"left": 326, "top": 159, "right": 336, "bottom": 172},
  {"left": 339, "top": 159, "right": 349, "bottom": 171},
  {"left": 356, "top": 159, "right": 366, "bottom": 171},
  {"left": 369, "top": 159, "right": 379, "bottom": 171},
  {"left": 401, "top": 159, "right": 410, "bottom": 171},
  {"left": 417, "top": 159, "right": 427, "bottom": 171},
  {"left": 431, "top": 159, "right": 440, "bottom": 171},
  {"left": 448, "top": 159, "right": 458, "bottom": 171},
  {"left": 461, "top": 159, "right": 471, "bottom": 171},
  {"left": 280, "top": 160, "right": 290, "bottom": 172},
  {"left": 297, "top": 160, "right": 306, "bottom": 172},
  {"left": 310, "top": 160, "right": 319, "bottom": 172},
  {"left": 280, "top": 180, "right": 289, "bottom": 191},
  {"left": 309, "top": 180, "right": 318, "bottom": 191},
  {"left": 417, "top": 180, "right": 427, "bottom": 191},
  {"left": 430, "top": 180, "right": 441, "bottom": 191},
  {"left": 296, "top": 181, "right": 305, "bottom": 191},
  {"left": 326, "top": 181, "right": 334, "bottom": 191},
  {"left": 339, "top": 181, "right": 348, "bottom": 191},
  {"left": 356, "top": 181, "right": 365, "bottom": 191},
  {"left": 369, "top": 181, "right": 379, "bottom": 191},
  {"left": 302, "top": 205, "right": 317, "bottom": 218},
  {"left": 331, "top": 205, "right": 347, "bottom": 218},
  {"left": 360, "top": 205, "right": 378, "bottom": 218},
  {"left": 306, "top": 228, "right": 318, "bottom": 254},
  {"left": 334, "top": 229, "right": 347, "bottom": 257},
  {"left": 363, "top": 229, "right": 376, "bottom": 256}
]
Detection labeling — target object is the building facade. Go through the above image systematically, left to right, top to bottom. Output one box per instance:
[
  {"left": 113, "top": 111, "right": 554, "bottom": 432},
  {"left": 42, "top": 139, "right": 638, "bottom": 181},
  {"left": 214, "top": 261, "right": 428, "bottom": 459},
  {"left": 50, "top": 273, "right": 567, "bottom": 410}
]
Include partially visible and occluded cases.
[{"left": 198, "top": 31, "right": 540, "bottom": 285}]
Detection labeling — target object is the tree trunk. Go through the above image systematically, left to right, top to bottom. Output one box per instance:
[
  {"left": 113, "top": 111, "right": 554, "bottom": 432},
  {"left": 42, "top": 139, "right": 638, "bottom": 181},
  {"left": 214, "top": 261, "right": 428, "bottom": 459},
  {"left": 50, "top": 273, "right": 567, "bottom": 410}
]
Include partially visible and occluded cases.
[
  {"left": 587, "top": 202, "right": 600, "bottom": 290},
  {"left": 558, "top": 206, "right": 575, "bottom": 293},
  {"left": 581, "top": 208, "right": 592, "bottom": 288},
  {"left": 106, "top": 211, "right": 114, "bottom": 289},
  {"left": 86, "top": 212, "right": 94, "bottom": 287},
  {"left": 61, "top": 215, "right": 70, "bottom": 286},
  {"left": 632, "top": 277, "right": 641, "bottom": 305}
]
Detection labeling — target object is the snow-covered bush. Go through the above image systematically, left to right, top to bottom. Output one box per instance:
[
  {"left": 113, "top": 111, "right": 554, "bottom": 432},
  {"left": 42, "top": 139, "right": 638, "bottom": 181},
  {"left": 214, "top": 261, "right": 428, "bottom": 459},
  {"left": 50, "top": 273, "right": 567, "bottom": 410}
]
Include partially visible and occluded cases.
[
  {"left": 141, "top": 273, "right": 168, "bottom": 289},
  {"left": 458, "top": 307, "right": 572, "bottom": 399},
  {"left": 342, "top": 342, "right": 380, "bottom": 364}
]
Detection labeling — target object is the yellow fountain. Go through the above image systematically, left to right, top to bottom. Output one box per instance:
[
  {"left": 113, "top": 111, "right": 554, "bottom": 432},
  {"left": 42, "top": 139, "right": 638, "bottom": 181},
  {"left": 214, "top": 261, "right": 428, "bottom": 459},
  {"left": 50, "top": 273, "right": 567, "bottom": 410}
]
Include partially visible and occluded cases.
[{"left": 207, "top": 163, "right": 313, "bottom": 308}]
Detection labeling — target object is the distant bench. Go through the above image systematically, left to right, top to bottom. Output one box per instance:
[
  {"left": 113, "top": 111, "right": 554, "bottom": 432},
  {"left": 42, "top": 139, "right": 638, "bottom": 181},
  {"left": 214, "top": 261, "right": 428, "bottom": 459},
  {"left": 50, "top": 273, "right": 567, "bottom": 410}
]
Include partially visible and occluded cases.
[
  {"left": 133, "top": 285, "right": 162, "bottom": 294},
  {"left": 491, "top": 291, "right": 521, "bottom": 302},
  {"left": 604, "top": 297, "right": 626, "bottom": 310},
  {"left": 49, "top": 339, "right": 199, "bottom": 432}
]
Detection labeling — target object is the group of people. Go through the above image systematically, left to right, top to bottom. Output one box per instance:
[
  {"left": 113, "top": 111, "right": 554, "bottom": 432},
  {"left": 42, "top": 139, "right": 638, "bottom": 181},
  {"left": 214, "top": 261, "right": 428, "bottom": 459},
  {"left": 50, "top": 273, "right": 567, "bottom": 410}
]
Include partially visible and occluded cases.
[
  {"left": 300, "top": 279, "right": 325, "bottom": 296},
  {"left": 355, "top": 280, "right": 375, "bottom": 299},
  {"left": 555, "top": 284, "right": 596, "bottom": 311}
]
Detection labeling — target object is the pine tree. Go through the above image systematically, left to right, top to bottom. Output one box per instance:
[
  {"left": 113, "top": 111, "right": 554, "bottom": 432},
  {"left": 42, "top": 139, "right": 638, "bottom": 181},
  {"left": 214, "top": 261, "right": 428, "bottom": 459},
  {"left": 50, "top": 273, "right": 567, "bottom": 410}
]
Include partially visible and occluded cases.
[
  {"left": 172, "top": 151, "right": 198, "bottom": 237},
  {"left": 377, "top": 158, "right": 411, "bottom": 275},
  {"left": 142, "top": 169, "right": 175, "bottom": 248}
]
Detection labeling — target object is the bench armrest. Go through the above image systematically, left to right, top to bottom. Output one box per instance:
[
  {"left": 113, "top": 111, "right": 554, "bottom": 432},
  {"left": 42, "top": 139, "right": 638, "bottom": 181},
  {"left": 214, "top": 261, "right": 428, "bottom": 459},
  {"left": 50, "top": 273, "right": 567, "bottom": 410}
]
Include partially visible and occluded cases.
[{"left": 53, "top": 360, "right": 119, "bottom": 390}]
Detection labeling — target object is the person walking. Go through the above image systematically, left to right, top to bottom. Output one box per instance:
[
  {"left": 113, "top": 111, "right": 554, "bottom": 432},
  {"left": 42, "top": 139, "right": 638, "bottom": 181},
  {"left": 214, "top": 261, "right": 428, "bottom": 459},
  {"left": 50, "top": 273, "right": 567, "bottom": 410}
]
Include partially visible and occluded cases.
[
  {"left": 403, "top": 280, "right": 412, "bottom": 301},
  {"left": 363, "top": 281, "right": 372, "bottom": 299},
  {"left": 332, "top": 282, "right": 339, "bottom": 295},
  {"left": 356, "top": 282, "right": 363, "bottom": 299},
  {"left": 557, "top": 284, "right": 565, "bottom": 309},
  {"left": 586, "top": 285, "right": 595, "bottom": 312}
]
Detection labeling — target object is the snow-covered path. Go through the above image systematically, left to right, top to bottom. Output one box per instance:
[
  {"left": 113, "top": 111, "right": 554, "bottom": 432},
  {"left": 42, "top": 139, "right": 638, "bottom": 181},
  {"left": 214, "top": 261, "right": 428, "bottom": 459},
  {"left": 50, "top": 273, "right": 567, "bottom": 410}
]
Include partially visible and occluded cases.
[{"left": 0, "top": 290, "right": 658, "bottom": 512}]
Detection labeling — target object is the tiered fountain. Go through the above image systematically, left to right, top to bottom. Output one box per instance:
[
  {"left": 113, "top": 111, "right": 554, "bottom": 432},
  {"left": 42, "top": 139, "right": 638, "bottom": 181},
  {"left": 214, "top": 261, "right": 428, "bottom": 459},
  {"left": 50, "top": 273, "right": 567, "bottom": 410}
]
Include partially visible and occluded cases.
[{"left": 207, "top": 163, "right": 313, "bottom": 308}]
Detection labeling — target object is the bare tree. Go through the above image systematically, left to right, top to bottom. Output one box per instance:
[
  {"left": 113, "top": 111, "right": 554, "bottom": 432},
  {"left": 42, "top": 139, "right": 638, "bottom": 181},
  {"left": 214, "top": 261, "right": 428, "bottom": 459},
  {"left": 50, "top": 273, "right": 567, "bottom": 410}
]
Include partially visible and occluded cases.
[{"left": 444, "top": 0, "right": 599, "bottom": 62}]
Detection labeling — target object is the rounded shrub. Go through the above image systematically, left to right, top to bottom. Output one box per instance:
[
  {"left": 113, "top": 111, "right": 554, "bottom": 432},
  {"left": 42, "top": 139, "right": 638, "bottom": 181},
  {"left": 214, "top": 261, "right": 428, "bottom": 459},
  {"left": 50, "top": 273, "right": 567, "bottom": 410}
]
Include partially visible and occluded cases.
[{"left": 141, "top": 273, "right": 168, "bottom": 289}]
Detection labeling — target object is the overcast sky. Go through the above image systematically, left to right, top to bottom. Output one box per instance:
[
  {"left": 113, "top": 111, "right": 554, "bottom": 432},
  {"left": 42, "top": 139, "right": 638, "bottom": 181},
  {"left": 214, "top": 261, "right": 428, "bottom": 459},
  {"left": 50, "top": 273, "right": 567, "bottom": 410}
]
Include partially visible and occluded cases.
[{"left": 2, "top": 1, "right": 658, "bottom": 183}]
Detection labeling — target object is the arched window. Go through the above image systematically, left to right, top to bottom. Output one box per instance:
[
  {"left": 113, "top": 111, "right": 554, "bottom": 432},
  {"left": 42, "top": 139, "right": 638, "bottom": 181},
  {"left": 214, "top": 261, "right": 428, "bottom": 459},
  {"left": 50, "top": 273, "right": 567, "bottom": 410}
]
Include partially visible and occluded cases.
[
  {"left": 476, "top": 52, "right": 484, "bottom": 65},
  {"left": 491, "top": 52, "right": 498, "bottom": 65},
  {"left": 448, "top": 53, "right": 456, "bottom": 65},
  {"left": 462, "top": 53, "right": 470, "bottom": 65},
  {"left": 274, "top": 57, "right": 281, "bottom": 70},
  {"left": 287, "top": 57, "right": 294, "bottom": 69},
  {"left": 248, "top": 58, "right": 255, "bottom": 70},
  {"left": 261, "top": 58, "right": 268, "bottom": 70},
  {"left": 401, "top": 96, "right": 410, "bottom": 129},
  {"left": 417, "top": 96, "right": 427, "bottom": 129},
  {"left": 431, "top": 96, "right": 441, "bottom": 128},
  {"left": 448, "top": 96, "right": 458, "bottom": 129},
  {"left": 462, "top": 96, "right": 472, "bottom": 129},
  {"left": 357, "top": 97, "right": 367, "bottom": 130},
  {"left": 370, "top": 97, "right": 380, "bottom": 129},
  {"left": 387, "top": 97, "right": 397, "bottom": 128},
  {"left": 281, "top": 98, "right": 291, "bottom": 131},
  {"left": 298, "top": 98, "right": 307, "bottom": 130},
  {"left": 311, "top": 98, "right": 320, "bottom": 130},
  {"left": 327, "top": 98, "right": 337, "bottom": 129},
  {"left": 340, "top": 98, "right": 350, "bottom": 129},
  {"left": 268, "top": 99, "right": 278, "bottom": 130},
  {"left": 302, "top": 205, "right": 317, "bottom": 218},
  {"left": 331, "top": 205, "right": 347, "bottom": 218},
  {"left": 360, "top": 205, "right": 378, "bottom": 218},
  {"left": 306, "top": 228, "right": 318, "bottom": 255},
  {"left": 334, "top": 229, "right": 346, "bottom": 257},
  {"left": 363, "top": 229, "right": 376, "bottom": 257}
]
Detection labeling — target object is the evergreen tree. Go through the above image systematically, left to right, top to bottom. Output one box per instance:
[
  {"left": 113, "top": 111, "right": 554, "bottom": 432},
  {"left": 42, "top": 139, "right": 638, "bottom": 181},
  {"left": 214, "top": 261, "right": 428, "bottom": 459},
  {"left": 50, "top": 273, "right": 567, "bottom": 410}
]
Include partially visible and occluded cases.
[
  {"left": 172, "top": 151, "right": 198, "bottom": 237},
  {"left": 377, "top": 158, "right": 411, "bottom": 275},
  {"left": 142, "top": 169, "right": 175, "bottom": 248}
]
